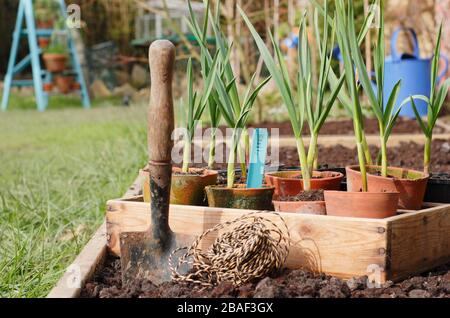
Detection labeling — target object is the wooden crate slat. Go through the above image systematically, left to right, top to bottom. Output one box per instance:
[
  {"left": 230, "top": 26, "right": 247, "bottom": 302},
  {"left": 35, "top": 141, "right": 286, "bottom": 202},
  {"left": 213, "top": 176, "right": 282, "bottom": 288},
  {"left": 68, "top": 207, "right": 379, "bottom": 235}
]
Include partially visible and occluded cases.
[
  {"left": 107, "top": 198, "right": 389, "bottom": 280},
  {"left": 387, "top": 204, "right": 450, "bottom": 281},
  {"left": 47, "top": 222, "right": 107, "bottom": 298}
]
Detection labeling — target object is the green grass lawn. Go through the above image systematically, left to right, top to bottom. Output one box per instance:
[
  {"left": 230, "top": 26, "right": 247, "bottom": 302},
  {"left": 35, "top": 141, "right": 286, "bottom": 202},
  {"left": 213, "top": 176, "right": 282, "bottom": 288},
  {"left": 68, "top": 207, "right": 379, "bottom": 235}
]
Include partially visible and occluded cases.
[{"left": 0, "top": 101, "right": 148, "bottom": 297}]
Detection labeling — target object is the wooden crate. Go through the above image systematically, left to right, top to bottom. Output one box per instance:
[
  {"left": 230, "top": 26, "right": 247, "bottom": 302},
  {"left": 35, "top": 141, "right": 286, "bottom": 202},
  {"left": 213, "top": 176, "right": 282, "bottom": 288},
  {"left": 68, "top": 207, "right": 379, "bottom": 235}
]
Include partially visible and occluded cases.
[
  {"left": 48, "top": 176, "right": 450, "bottom": 298},
  {"left": 106, "top": 197, "right": 450, "bottom": 284}
]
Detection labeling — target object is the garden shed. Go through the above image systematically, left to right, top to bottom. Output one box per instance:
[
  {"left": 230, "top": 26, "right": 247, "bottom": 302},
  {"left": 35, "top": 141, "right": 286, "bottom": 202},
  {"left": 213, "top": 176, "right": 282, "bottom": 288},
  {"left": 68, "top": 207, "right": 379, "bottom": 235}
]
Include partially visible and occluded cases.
[{"left": 134, "top": 0, "right": 211, "bottom": 46}]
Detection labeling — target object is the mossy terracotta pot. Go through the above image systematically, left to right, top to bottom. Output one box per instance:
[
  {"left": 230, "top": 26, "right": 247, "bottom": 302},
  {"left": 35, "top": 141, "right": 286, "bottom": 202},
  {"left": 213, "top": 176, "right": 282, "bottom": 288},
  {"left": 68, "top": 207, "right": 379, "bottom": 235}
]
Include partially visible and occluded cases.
[
  {"left": 346, "top": 165, "right": 430, "bottom": 210},
  {"left": 143, "top": 167, "right": 218, "bottom": 206},
  {"left": 265, "top": 170, "right": 344, "bottom": 199},
  {"left": 205, "top": 185, "right": 275, "bottom": 210},
  {"left": 324, "top": 191, "right": 399, "bottom": 219},
  {"left": 273, "top": 200, "right": 326, "bottom": 215}
]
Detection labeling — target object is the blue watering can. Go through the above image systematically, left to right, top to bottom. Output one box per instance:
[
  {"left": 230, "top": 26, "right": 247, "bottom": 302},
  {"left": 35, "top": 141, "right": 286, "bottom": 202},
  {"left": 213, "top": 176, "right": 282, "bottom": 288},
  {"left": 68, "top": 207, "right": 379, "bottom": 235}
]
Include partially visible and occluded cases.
[{"left": 385, "top": 27, "right": 449, "bottom": 118}]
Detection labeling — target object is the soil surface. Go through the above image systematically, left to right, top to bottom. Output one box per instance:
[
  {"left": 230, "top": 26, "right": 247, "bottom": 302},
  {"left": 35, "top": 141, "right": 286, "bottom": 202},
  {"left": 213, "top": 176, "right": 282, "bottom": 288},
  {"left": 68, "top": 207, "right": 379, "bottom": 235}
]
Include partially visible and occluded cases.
[
  {"left": 201, "top": 118, "right": 446, "bottom": 137},
  {"left": 179, "top": 139, "right": 450, "bottom": 174},
  {"left": 279, "top": 139, "right": 450, "bottom": 174},
  {"left": 173, "top": 169, "right": 206, "bottom": 176},
  {"left": 279, "top": 190, "right": 325, "bottom": 202},
  {"left": 81, "top": 256, "right": 450, "bottom": 298}
]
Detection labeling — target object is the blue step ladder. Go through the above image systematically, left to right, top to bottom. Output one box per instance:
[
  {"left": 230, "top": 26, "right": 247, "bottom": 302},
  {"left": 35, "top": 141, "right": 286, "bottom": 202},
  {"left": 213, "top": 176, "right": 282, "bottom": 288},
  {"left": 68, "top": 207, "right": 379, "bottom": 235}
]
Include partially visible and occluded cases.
[{"left": 1, "top": 0, "right": 90, "bottom": 111}]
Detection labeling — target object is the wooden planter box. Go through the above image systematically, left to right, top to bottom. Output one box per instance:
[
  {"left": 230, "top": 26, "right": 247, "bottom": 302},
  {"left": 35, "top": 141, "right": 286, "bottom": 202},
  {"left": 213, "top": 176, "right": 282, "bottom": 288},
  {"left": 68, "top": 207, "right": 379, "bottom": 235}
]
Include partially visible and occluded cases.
[
  {"left": 48, "top": 174, "right": 450, "bottom": 298},
  {"left": 106, "top": 198, "right": 450, "bottom": 282}
]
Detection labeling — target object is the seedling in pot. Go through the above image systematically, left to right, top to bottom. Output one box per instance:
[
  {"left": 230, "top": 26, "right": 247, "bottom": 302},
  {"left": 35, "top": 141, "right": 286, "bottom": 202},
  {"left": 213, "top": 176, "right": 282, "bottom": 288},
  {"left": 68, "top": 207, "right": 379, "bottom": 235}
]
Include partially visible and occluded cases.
[
  {"left": 186, "top": 0, "right": 221, "bottom": 170},
  {"left": 187, "top": 0, "right": 250, "bottom": 176},
  {"left": 188, "top": 0, "right": 271, "bottom": 188},
  {"left": 313, "top": 0, "right": 377, "bottom": 166},
  {"left": 323, "top": 0, "right": 399, "bottom": 218},
  {"left": 336, "top": 0, "right": 431, "bottom": 210},
  {"left": 347, "top": 0, "right": 402, "bottom": 178},
  {"left": 186, "top": 1, "right": 274, "bottom": 210},
  {"left": 240, "top": 2, "right": 345, "bottom": 212},
  {"left": 410, "top": 23, "right": 450, "bottom": 175},
  {"left": 143, "top": 46, "right": 220, "bottom": 207},
  {"left": 180, "top": 57, "right": 219, "bottom": 173}
]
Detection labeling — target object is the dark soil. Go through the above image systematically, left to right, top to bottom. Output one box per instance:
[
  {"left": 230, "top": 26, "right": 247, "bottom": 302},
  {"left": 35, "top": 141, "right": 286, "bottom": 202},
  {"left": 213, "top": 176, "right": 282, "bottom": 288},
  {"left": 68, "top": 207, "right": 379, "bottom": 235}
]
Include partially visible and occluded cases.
[
  {"left": 205, "top": 118, "right": 446, "bottom": 137},
  {"left": 280, "top": 139, "right": 450, "bottom": 174},
  {"left": 175, "top": 140, "right": 450, "bottom": 174},
  {"left": 173, "top": 169, "right": 206, "bottom": 176},
  {"left": 279, "top": 190, "right": 325, "bottom": 202},
  {"left": 81, "top": 255, "right": 450, "bottom": 298}
]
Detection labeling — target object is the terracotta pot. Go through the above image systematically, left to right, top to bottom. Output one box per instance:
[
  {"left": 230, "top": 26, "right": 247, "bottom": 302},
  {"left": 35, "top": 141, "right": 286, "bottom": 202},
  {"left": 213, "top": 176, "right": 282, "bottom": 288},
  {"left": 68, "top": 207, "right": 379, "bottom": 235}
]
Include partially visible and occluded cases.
[
  {"left": 37, "top": 20, "right": 54, "bottom": 29},
  {"left": 38, "top": 37, "right": 50, "bottom": 49},
  {"left": 42, "top": 54, "right": 67, "bottom": 73},
  {"left": 55, "top": 75, "right": 74, "bottom": 94},
  {"left": 43, "top": 82, "right": 53, "bottom": 92},
  {"left": 72, "top": 82, "right": 81, "bottom": 90},
  {"left": 346, "top": 165, "right": 429, "bottom": 210},
  {"left": 143, "top": 167, "right": 218, "bottom": 206},
  {"left": 265, "top": 170, "right": 344, "bottom": 199},
  {"left": 205, "top": 185, "right": 275, "bottom": 210},
  {"left": 324, "top": 191, "right": 399, "bottom": 219},
  {"left": 273, "top": 200, "right": 326, "bottom": 215}
]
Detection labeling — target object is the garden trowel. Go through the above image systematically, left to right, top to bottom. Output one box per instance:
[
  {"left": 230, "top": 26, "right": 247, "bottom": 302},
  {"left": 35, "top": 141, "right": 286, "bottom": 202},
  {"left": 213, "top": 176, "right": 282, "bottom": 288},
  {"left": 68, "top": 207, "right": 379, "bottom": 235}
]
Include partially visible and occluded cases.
[{"left": 119, "top": 40, "right": 195, "bottom": 286}]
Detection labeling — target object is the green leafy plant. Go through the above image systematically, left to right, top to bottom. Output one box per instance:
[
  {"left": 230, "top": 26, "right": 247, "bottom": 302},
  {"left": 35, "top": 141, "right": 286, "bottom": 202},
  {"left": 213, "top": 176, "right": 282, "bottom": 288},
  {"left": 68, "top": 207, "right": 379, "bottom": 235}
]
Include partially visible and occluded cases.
[
  {"left": 35, "top": 0, "right": 60, "bottom": 23},
  {"left": 186, "top": 0, "right": 221, "bottom": 170},
  {"left": 187, "top": 0, "right": 271, "bottom": 188},
  {"left": 313, "top": 0, "right": 376, "bottom": 166},
  {"left": 334, "top": 0, "right": 369, "bottom": 191},
  {"left": 346, "top": 0, "right": 402, "bottom": 178},
  {"left": 239, "top": 1, "right": 344, "bottom": 191},
  {"left": 410, "top": 24, "right": 450, "bottom": 175},
  {"left": 180, "top": 56, "right": 219, "bottom": 173}
]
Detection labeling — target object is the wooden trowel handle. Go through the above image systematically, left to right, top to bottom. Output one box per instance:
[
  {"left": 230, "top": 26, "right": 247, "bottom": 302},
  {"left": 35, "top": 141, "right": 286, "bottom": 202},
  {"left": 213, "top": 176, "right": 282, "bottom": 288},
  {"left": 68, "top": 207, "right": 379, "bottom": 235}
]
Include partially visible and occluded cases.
[
  {"left": 147, "top": 40, "right": 175, "bottom": 238},
  {"left": 148, "top": 40, "right": 175, "bottom": 162}
]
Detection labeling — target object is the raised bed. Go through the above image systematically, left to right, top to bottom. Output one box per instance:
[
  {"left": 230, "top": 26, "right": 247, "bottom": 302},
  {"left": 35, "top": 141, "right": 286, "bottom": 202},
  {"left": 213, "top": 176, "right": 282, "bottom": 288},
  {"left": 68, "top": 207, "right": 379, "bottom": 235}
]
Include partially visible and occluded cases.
[
  {"left": 48, "top": 175, "right": 450, "bottom": 298},
  {"left": 106, "top": 197, "right": 450, "bottom": 284}
]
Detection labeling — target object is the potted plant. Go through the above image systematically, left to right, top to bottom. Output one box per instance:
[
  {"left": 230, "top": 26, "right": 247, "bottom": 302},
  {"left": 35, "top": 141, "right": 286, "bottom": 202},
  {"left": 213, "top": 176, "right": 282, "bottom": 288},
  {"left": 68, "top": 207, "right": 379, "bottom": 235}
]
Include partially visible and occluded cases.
[
  {"left": 35, "top": 0, "right": 60, "bottom": 48},
  {"left": 186, "top": 0, "right": 222, "bottom": 171},
  {"left": 324, "top": 0, "right": 399, "bottom": 218},
  {"left": 342, "top": 0, "right": 429, "bottom": 210},
  {"left": 186, "top": 2, "right": 274, "bottom": 210},
  {"left": 240, "top": 2, "right": 344, "bottom": 214},
  {"left": 42, "top": 24, "right": 69, "bottom": 73},
  {"left": 409, "top": 24, "right": 450, "bottom": 204},
  {"left": 410, "top": 24, "right": 450, "bottom": 175},
  {"left": 143, "top": 57, "right": 220, "bottom": 206},
  {"left": 54, "top": 71, "right": 75, "bottom": 94}
]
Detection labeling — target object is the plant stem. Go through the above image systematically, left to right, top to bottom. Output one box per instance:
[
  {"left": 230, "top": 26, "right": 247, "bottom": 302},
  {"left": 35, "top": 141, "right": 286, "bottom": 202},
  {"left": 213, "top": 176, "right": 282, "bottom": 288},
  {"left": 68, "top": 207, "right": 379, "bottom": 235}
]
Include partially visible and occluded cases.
[
  {"left": 354, "top": 116, "right": 368, "bottom": 191},
  {"left": 379, "top": 122, "right": 388, "bottom": 177},
  {"left": 208, "top": 128, "right": 217, "bottom": 170},
  {"left": 238, "top": 128, "right": 249, "bottom": 178},
  {"left": 227, "top": 130, "right": 239, "bottom": 188},
  {"left": 361, "top": 132, "right": 373, "bottom": 165},
  {"left": 307, "top": 133, "right": 318, "bottom": 175},
  {"left": 296, "top": 136, "right": 311, "bottom": 191},
  {"left": 380, "top": 136, "right": 388, "bottom": 177},
  {"left": 424, "top": 136, "right": 431, "bottom": 175},
  {"left": 182, "top": 137, "right": 191, "bottom": 173},
  {"left": 356, "top": 141, "right": 368, "bottom": 192},
  {"left": 227, "top": 149, "right": 236, "bottom": 189}
]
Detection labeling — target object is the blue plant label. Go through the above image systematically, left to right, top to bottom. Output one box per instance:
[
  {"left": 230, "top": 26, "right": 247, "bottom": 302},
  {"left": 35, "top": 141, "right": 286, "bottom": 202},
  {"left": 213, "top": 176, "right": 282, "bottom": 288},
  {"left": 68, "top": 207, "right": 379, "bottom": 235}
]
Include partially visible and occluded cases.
[{"left": 246, "top": 128, "right": 268, "bottom": 189}]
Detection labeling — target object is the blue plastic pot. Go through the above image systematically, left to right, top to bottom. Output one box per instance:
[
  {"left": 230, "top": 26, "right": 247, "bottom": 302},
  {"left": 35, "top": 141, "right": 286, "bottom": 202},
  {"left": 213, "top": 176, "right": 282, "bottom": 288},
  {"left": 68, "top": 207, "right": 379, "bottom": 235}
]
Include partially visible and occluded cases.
[{"left": 384, "top": 28, "right": 448, "bottom": 118}]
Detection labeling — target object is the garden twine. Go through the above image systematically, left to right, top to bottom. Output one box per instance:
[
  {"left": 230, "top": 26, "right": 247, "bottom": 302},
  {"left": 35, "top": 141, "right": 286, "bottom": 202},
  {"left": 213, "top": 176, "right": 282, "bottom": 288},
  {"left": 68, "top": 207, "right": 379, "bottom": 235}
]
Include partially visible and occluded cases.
[{"left": 169, "top": 211, "right": 291, "bottom": 287}]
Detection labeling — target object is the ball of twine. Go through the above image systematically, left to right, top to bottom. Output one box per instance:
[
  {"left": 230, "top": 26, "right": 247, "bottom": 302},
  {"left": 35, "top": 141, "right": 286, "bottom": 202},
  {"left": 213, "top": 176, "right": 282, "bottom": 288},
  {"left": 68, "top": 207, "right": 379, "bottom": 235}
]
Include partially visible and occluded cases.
[{"left": 169, "top": 211, "right": 291, "bottom": 287}]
